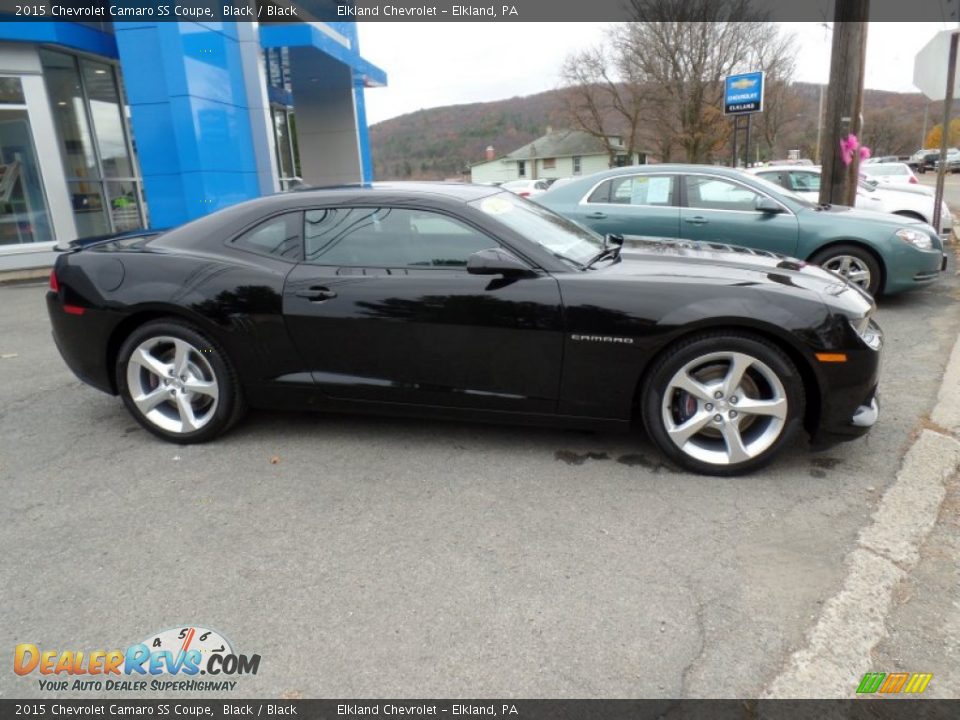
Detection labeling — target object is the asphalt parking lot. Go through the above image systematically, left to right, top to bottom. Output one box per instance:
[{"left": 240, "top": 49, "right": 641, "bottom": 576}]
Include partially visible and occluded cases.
[{"left": 1, "top": 257, "right": 959, "bottom": 699}]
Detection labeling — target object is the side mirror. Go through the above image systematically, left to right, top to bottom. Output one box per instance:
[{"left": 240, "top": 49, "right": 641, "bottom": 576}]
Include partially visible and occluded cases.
[
  {"left": 756, "top": 197, "right": 783, "bottom": 214},
  {"left": 467, "top": 248, "right": 534, "bottom": 276}
]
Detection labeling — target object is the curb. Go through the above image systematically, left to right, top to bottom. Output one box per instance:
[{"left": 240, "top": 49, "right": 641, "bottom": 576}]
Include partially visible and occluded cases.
[
  {"left": 762, "top": 333, "right": 960, "bottom": 699},
  {"left": 931, "top": 335, "right": 960, "bottom": 435}
]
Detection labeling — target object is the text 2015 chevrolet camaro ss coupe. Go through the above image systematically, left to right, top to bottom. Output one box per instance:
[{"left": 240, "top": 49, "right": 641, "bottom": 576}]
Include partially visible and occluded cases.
[{"left": 47, "top": 184, "right": 882, "bottom": 475}]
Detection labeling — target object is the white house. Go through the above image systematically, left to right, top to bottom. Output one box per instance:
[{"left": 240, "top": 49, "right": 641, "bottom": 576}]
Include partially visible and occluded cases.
[{"left": 470, "top": 129, "right": 647, "bottom": 184}]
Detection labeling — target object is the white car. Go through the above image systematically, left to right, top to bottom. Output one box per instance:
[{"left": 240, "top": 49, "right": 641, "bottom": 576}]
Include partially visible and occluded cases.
[
  {"left": 860, "top": 162, "right": 921, "bottom": 187},
  {"left": 748, "top": 165, "right": 953, "bottom": 239},
  {"left": 500, "top": 178, "right": 550, "bottom": 198}
]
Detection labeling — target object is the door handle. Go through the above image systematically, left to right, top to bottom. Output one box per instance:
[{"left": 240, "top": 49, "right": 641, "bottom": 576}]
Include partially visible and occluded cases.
[
  {"left": 585, "top": 212, "right": 607, "bottom": 219},
  {"left": 684, "top": 216, "right": 709, "bottom": 225},
  {"left": 295, "top": 286, "right": 337, "bottom": 301}
]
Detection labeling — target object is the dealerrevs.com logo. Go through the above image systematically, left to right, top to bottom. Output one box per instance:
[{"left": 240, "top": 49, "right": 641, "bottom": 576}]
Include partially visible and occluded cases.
[{"left": 14, "top": 626, "right": 261, "bottom": 692}]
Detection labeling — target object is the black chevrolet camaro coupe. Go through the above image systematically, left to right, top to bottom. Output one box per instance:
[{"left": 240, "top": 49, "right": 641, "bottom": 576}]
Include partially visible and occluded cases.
[{"left": 47, "top": 183, "right": 882, "bottom": 475}]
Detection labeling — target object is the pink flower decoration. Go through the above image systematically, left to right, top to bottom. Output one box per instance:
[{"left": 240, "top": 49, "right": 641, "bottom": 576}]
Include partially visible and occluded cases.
[
  {"left": 839, "top": 134, "right": 871, "bottom": 166},
  {"left": 840, "top": 134, "right": 859, "bottom": 166}
]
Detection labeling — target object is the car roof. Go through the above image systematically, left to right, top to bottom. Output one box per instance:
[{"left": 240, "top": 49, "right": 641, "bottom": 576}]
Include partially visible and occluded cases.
[
  {"left": 861, "top": 162, "right": 910, "bottom": 171},
  {"left": 751, "top": 165, "right": 821, "bottom": 173},
  {"left": 287, "top": 181, "right": 499, "bottom": 202}
]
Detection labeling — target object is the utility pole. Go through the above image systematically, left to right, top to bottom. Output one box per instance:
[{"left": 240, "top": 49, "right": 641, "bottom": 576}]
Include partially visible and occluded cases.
[
  {"left": 819, "top": 1, "right": 870, "bottom": 207},
  {"left": 933, "top": 33, "right": 958, "bottom": 234}
]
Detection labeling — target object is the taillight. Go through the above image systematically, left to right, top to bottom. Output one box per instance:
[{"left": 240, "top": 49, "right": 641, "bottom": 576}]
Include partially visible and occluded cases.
[
  {"left": 909, "top": 176, "right": 918, "bottom": 184},
  {"left": 518, "top": 191, "right": 531, "bottom": 197},
  {"left": 49, "top": 269, "right": 59, "bottom": 292}
]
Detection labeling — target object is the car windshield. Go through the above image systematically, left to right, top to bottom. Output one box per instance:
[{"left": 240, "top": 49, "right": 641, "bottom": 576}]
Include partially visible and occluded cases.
[
  {"left": 741, "top": 171, "right": 815, "bottom": 207},
  {"left": 469, "top": 192, "right": 603, "bottom": 267}
]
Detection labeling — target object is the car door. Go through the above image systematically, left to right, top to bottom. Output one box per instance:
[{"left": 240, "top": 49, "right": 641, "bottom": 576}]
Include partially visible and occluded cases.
[
  {"left": 570, "top": 173, "right": 680, "bottom": 241},
  {"left": 679, "top": 174, "right": 800, "bottom": 256},
  {"left": 282, "top": 204, "right": 564, "bottom": 413}
]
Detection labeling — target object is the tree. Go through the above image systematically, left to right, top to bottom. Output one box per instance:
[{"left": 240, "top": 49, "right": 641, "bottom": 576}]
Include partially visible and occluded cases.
[
  {"left": 559, "top": 0, "right": 797, "bottom": 163},
  {"left": 560, "top": 48, "right": 648, "bottom": 165},
  {"left": 861, "top": 108, "right": 917, "bottom": 156},
  {"left": 924, "top": 118, "right": 960, "bottom": 149}
]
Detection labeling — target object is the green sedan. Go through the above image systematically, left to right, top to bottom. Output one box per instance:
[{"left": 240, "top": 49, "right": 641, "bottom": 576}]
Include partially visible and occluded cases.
[{"left": 536, "top": 164, "right": 947, "bottom": 296}]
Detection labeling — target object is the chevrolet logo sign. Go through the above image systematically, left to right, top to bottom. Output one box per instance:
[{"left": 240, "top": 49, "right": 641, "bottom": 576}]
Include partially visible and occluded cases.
[{"left": 730, "top": 78, "right": 758, "bottom": 90}]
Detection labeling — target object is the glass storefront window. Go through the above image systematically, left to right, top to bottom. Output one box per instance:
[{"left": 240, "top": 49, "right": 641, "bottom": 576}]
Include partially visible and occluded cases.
[
  {"left": 40, "top": 49, "right": 145, "bottom": 239},
  {"left": 39, "top": 50, "right": 99, "bottom": 180},
  {"left": 82, "top": 58, "right": 133, "bottom": 178},
  {"left": 0, "top": 77, "right": 25, "bottom": 104},
  {"left": 272, "top": 105, "right": 301, "bottom": 191},
  {"left": 0, "top": 107, "right": 53, "bottom": 245},
  {"left": 68, "top": 179, "right": 108, "bottom": 237},
  {"left": 106, "top": 180, "right": 142, "bottom": 232}
]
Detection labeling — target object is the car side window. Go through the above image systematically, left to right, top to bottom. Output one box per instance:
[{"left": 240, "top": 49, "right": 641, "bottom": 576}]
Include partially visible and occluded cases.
[
  {"left": 755, "top": 171, "right": 786, "bottom": 188},
  {"left": 788, "top": 172, "right": 820, "bottom": 193},
  {"left": 588, "top": 176, "right": 674, "bottom": 206},
  {"left": 685, "top": 176, "right": 761, "bottom": 212},
  {"left": 587, "top": 180, "right": 612, "bottom": 203},
  {"left": 303, "top": 207, "right": 497, "bottom": 269},
  {"left": 229, "top": 212, "right": 302, "bottom": 261}
]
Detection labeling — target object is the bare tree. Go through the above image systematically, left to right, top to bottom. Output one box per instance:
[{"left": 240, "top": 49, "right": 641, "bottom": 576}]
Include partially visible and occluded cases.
[
  {"left": 560, "top": 0, "right": 797, "bottom": 164},
  {"left": 560, "top": 48, "right": 648, "bottom": 165}
]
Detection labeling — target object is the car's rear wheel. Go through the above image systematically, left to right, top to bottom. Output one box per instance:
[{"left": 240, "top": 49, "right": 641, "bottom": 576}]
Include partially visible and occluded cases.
[
  {"left": 809, "top": 244, "right": 882, "bottom": 296},
  {"left": 116, "top": 320, "right": 245, "bottom": 443},
  {"left": 642, "top": 333, "right": 805, "bottom": 476}
]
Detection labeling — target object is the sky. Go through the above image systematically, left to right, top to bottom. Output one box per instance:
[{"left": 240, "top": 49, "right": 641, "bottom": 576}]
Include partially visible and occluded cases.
[{"left": 356, "top": 22, "right": 956, "bottom": 125}]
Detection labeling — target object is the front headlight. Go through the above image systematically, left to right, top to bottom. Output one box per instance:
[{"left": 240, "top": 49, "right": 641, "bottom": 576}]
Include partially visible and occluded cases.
[
  {"left": 895, "top": 227, "right": 933, "bottom": 250},
  {"left": 850, "top": 315, "right": 882, "bottom": 351}
]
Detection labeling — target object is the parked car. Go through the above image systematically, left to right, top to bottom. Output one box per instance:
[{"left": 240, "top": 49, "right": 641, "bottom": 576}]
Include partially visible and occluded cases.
[
  {"left": 907, "top": 148, "right": 945, "bottom": 174},
  {"left": 933, "top": 148, "right": 960, "bottom": 174},
  {"left": 862, "top": 155, "right": 899, "bottom": 165},
  {"left": 765, "top": 158, "right": 814, "bottom": 166},
  {"left": 859, "top": 162, "right": 921, "bottom": 186},
  {"left": 537, "top": 165, "right": 946, "bottom": 296},
  {"left": 748, "top": 165, "right": 953, "bottom": 240},
  {"left": 546, "top": 176, "right": 577, "bottom": 190},
  {"left": 500, "top": 178, "right": 550, "bottom": 198},
  {"left": 47, "top": 183, "right": 882, "bottom": 476}
]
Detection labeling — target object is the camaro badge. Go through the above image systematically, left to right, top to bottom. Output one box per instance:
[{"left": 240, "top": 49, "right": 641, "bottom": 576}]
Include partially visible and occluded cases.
[{"left": 570, "top": 334, "right": 635, "bottom": 345}]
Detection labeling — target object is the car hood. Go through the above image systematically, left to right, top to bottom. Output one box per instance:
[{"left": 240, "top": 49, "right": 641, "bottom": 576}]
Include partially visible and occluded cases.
[
  {"left": 805, "top": 203, "right": 929, "bottom": 227},
  {"left": 604, "top": 238, "right": 871, "bottom": 307}
]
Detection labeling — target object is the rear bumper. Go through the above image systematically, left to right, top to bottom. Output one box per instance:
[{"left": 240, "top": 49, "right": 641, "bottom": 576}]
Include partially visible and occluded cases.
[{"left": 46, "top": 292, "right": 117, "bottom": 395}]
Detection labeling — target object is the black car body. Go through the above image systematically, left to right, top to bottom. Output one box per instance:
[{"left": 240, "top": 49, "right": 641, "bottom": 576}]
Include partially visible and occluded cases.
[{"left": 47, "top": 183, "right": 882, "bottom": 475}]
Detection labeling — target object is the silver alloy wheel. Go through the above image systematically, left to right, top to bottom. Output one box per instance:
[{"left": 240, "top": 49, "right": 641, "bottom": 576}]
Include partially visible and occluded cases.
[
  {"left": 822, "top": 254, "right": 871, "bottom": 290},
  {"left": 126, "top": 335, "right": 219, "bottom": 434},
  {"left": 661, "top": 351, "right": 788, "bottom": 466}
]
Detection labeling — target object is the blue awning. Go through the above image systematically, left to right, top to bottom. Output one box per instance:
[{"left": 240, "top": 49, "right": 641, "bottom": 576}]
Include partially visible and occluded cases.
[{"left": 259, "top": 22, "right": 387, "bottom": 88}]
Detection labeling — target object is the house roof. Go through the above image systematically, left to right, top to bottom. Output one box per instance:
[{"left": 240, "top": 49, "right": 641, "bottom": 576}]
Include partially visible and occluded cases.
[{"left": 504, "top": 129, "right": 613, "bottom": 160}]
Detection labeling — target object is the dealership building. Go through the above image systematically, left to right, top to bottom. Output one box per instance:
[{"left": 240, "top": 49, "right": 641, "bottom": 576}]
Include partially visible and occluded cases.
[{"left": 0, "top": 13, "right": 386, "bottom": 271}]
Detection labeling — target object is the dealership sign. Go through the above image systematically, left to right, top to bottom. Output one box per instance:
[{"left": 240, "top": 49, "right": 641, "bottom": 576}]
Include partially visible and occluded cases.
[{"left": 724, "top": 71, "right": 764, "bottom": 115}]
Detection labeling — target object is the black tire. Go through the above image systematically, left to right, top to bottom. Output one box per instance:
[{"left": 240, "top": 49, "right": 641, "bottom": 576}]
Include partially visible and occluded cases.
[
  {"left": 809, "top": 243, "right": 883, "bottom": 296},
  {"left": 116, "top": 319, "right": 245, "bottom": 443},
  {"left": 641, "top": 332, "right": 805, "bottom": 476}
]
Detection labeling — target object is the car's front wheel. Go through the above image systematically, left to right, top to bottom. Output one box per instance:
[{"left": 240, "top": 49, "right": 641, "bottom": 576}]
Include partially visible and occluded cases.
[
  {"left": 809, "top": 244, "right": 882, "bottom": 296},
  {"left": 116, "top": 320, "right": 245, "bottom": 443},
  {"left": 642, "top": 333, "right": 805, "bottom": 476}
]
